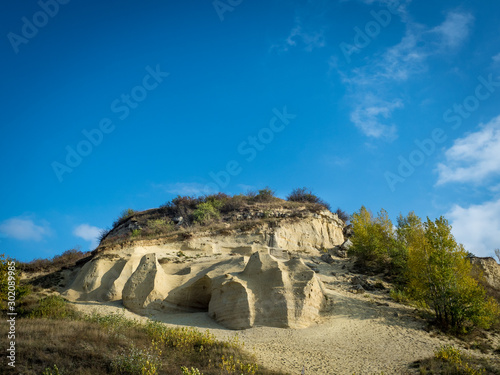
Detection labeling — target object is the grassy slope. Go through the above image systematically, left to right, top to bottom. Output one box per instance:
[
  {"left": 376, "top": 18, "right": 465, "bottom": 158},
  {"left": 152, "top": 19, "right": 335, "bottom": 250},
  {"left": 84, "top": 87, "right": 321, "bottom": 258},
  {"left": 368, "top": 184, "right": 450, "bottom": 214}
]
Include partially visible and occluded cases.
[{"left": 1, "top": 295, "right": 288, "bottom": 375}]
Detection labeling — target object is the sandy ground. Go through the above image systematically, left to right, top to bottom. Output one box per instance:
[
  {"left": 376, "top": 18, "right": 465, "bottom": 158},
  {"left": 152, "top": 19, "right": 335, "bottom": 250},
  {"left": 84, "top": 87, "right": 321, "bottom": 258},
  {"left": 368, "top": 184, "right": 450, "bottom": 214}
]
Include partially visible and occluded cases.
[{"left": 68, "top": 255, "right": 478, "bottom": 375}]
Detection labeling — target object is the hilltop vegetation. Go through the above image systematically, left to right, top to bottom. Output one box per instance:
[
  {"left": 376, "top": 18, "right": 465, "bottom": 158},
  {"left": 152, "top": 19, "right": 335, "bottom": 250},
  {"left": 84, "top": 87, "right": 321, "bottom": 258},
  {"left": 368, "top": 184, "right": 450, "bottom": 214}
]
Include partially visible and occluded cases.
[{"left": 98, "top": 187, "right": 346, "bottom": 248}]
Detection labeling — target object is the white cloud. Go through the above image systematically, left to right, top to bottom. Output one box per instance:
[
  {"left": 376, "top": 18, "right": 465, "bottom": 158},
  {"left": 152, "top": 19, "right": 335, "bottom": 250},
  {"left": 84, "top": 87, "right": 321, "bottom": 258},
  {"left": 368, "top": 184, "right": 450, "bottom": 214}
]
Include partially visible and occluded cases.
[
  {"left": 337, "top": 9, "right": 473, "bottom": 140},
  {"left": 431, "top": 11, "right": 474, "bottom": 49},
  {"left": 272, "top": 18, "right": 325, "bottom": 53},
  {"left": 493, "top": 53, "right": 500, "bottom": 64},
  {"left": 350, "top": 96, "right": 402, "bottom": 139},
  {"left": 436, "top": 116, "right": 500, "bottom": 185},
  {"left": 153, "top": 182, "right": 215, "bottom": 196},
  {"left": 447, "top": 198, "right": 500, "bottom": 257},
  {"left": 0, "top": 217, "right": 51, "bottom": 241},
  {"left": 73, "top": 224, "right": 102, "bottom": 250}
]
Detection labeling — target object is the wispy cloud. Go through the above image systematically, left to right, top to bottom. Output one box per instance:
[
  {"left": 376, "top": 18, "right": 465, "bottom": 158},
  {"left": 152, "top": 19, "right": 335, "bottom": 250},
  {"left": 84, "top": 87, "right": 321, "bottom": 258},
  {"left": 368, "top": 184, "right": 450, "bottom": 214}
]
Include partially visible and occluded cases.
[
  {"left": 336, "top": 9, "right": 473, "bottom": 140},
  {"left": 430, "top": 11, "right": 474, "bottom": 50},
  {"left": 272, "top": 18, "right": 326, "bottom": 53},
  {"left": 493, "top": 53, "right": 500, "bottom": 64},
  {"left": 350, "top": 96, "right": 402, "bottom": 140},
  {"left": 436, "top": 115, "right": 500, "bottom": 185},
  {"left": 153, "top": 182, "right": 214, "bottom": 196},
  {"left": 447, "top": 198, "right": 500, "bottom": 257},
  {"left": 0, "top": 217, "right": 51, "bottom": 241},
  {"left": 73, "top": 224, "right": 102, "bottom": 250}
]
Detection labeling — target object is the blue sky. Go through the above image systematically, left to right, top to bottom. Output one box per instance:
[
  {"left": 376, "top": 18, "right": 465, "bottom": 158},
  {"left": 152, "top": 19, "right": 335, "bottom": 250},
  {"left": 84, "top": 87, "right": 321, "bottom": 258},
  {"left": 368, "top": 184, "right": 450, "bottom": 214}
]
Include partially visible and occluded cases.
[{"left": 1, "top": 0, "right": 500, "bottom": 261}]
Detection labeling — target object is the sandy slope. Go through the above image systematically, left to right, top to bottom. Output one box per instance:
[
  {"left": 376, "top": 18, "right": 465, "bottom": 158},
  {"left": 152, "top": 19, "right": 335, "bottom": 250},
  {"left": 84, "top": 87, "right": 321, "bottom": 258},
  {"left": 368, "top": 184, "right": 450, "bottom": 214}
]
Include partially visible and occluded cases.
[{"left": 69, "top": 255, "right": 476, "bottom": 375}]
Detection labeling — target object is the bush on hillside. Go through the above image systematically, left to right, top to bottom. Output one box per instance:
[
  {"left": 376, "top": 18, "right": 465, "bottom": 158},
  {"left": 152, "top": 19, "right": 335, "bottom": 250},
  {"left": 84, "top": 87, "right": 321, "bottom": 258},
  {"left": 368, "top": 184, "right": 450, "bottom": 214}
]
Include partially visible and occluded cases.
[
  {"left": 250, "top": 187, "right": 276, "bottom": 203},
  {"left": 286, "top": 187, "right": 331, "bottom": 210},
  {"left": 220, "top": 194, "right": 249, "bottom": 213},
  {"left": 161, "top": 196, "right": 203, "bottom": 225},
  {"left": 193, "top": 202, "right": 221, "bottom": 224},
  {"left": 113, "top": 208, "right": 137, "bottom": 227},
  {"left": 335, "top": 208, "right": 350, "bottom": 223},
  {"left": 18, "top": 248, "right": 90, "bottom": 273}
]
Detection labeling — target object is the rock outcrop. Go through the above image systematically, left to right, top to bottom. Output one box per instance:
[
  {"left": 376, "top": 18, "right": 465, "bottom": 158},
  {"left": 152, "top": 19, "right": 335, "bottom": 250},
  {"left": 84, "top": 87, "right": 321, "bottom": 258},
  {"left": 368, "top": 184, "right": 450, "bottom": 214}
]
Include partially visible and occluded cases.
[
  {"left": 63, "top": 210, "right": 342, "bottom": 329},
  {"left": 209, "top": 252, "right": 324, "bottom": 329},
  {"left": 122, "top": 253, "right": 170, "bottom": 311},
  {"left": 471, "top": 256, "right": 500, "bottom": 294}
]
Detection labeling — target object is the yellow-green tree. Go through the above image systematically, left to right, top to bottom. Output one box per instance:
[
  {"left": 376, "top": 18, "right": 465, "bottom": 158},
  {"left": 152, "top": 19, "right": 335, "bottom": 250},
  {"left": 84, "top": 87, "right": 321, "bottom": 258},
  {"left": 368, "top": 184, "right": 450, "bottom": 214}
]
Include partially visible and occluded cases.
[
  {"left": 350, "top": 206, "right": 395, "bottom": 268},
  {"left": 406, "top": 217, "right": 499, "bottom": 332}
]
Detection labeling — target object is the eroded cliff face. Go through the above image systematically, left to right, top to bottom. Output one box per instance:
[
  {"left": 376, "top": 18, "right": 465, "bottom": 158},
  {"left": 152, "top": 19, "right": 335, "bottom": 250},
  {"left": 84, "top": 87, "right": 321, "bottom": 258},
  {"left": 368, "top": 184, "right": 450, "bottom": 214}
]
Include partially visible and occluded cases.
[
  {"left": 62, "top": 210, "right": 343, "bottom": 329},
  {"left": 209, "top": 252, "right": 324, "bottom": 329},
  {"left": 471, "top": 256, "right": 500, "bottom": 293}
]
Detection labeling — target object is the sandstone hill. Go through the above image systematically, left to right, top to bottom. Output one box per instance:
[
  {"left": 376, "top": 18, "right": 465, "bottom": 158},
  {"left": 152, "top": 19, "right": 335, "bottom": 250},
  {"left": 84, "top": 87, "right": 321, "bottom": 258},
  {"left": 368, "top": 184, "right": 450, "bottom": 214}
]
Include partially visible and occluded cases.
[{"left": 62, "top": 195, "right": 349, "bottom": 329}]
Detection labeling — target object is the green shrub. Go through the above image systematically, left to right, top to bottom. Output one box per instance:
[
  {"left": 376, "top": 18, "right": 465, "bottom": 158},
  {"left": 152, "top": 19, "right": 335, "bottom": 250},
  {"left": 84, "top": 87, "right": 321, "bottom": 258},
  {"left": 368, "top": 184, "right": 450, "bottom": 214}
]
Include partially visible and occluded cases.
[
  {"left": 251, "top": 187, "right": 276, "bottom": 203},
  {"left": 203, "top": 193, "right": 229, "bottom": 208},
  {"left": 161, "top": 196, "right": 203, "bottom": 225},
  {"left": 193, "top": 202, "right": 221, "bottom": 224},
  {"left": 113, "top": 208, "right": 137, "bottom": 227},
  {"left": 146, "top": 219, "right": 175, "bottom": 235},
  {"left": 130, "top": 229, "right": 142, "bottom": 238},
  {"left": 390, "top": 289, "right": 410, "bottom": 304},
  {"left": 29, "top": 295, "right": 79, "bottom": 320},
  {"left": 84, "top": 311, "right": 139, "bottom": 332},
  {"left": 144, "top": 321, "right": 221, "bottom": 352},
  {"left": 111, "top": 342, "right": 161, "bottom": 375},
  {"left": 430, "top": 345, "right": 486, "bottom": 375},
  {"left": 42, "top": 365, "right": 63, "bottom": 375},
  {"left": 181, "top": 367, "right": 203, "bottom": 375}
]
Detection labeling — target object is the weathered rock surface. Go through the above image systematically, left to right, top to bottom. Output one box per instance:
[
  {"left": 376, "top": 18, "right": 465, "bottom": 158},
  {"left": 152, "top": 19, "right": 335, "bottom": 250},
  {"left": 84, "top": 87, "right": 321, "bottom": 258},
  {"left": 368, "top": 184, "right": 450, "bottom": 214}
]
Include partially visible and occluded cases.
[
  {"left": 63, "top": 212, "right": 340, "bottom": 329},
  {"left": 209, "top": 252, "right": 324, "bottom": 329},
  {"left": 122, "top": 253, "right": 170, "bottom": 311},
  {"left": 471, "top": 256, "right": 500, "bottom": 293}
]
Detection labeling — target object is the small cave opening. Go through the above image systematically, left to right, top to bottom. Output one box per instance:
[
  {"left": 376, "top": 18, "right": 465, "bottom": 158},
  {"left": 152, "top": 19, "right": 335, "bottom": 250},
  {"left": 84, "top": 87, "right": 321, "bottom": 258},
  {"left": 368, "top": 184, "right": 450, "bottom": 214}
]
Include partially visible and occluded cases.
[{"left": 180, "top": 275, "right": 212, "bottom": 312}]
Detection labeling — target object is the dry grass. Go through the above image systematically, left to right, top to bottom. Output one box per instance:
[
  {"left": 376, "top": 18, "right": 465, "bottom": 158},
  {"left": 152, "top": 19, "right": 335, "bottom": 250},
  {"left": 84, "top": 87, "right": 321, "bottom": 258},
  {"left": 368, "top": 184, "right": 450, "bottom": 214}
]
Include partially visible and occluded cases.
[
  {"left": 18, "top": 249, "right": 91, "bottom": 274},
  {"left": 0, "top": 296, "right": 288, "bottom": 375}
]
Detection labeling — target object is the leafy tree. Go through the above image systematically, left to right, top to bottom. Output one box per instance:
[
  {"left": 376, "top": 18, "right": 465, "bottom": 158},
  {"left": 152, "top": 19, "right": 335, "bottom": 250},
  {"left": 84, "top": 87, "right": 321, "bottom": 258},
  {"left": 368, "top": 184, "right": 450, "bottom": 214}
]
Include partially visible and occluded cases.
[
  {"left": 349, "top": 206, "right": 395, "bottom": 268},
  {"left": 406, "top": 217, "right": 499, "bottom": 332}
]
